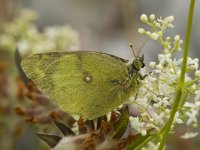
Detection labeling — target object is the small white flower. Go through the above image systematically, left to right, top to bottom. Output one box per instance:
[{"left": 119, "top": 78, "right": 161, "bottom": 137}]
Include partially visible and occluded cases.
[
  {"left": 140, "top": 14, "right": 148, "bottom": 22},
  {"left": 150, "top": 14, "right": 155, "bottom": 20},
  {"left": 164, "top": 16, "right": 174, "bottom": 22},
  {"left": 168, "top": 16, "right": 175, "bottom": 22},
  {"left": 155, "top": 22, "right": 161, "bottom": 28},
  {"left": 167, "top": 23, "right": 175, "bottom": 28},
  {"left": 138, "top": 28, "right": 145, "bottom": 34},
  {"left": 146, "top": 31, "right": 151, "bottom": 36},
  {"left": 157, "top": 31, "right": 163, "bottom": 37},
  {"left": 151, "top": 32, "right": 159, "bottom": 40},
  {"left": 0, "top": 34, "right": 15, "bottom": 52},
  {"left": 174, "top": 35, "right": 180, "bottom": 41},
  {"left": 166, "top": 36, "right": 171, "bottom": 41},
  {"left": 17, "top": 40, "right": 31, "bottom": 56},
  {"left": 32, "top": 40, "right": 55, "bottom": 53},
  {"left": 179, "top": 40, "right": 183, "bottom": 44},
  {"left": 163, "top": 48, "right": 170, "bottom": 54},
  {"left": 158, "top": 54, "right": 172, "bottom": 66},
  {"left": 187, "top": 57, "right": 199, "bottom": 70},
  {"left": 173, "top": 58, "right": 183, "bottom": 66},
  {"left": 149, "top": 62, "right": 156, "bottom": 68},
  {"left": 156, "top": 64, "right": 162, "bottom": 70},
  {"left": 139, "top": 67, "right": 147, "bottom": 77},
  {"left": 170, "top": 68, "right": 175, "bottom": 74},
  {"left": 154, "top": 70, "right": 161, "bottom": 74},
  {"left": 195, "top": 70, "right": 200, "bottom": 77},
  {"left": 191, "top": 84, "right": 197, "bottom": 90},
  {"left": 194, "top": 90, "right": 200, "bottom": 95},
  {"left": 163, "top": 97, "right": 170, "bottom": 107},
  {"left": 165, "top": 109, "right": 170, "bottom": 114},
  {"left": 186, "top": 110, "right": 198, "bottom": 125},
  {"left": 141, "top": 112, "right": 148, "bottom": 118},
  {"left": 152, "top": 113, "right": 164, "bottom": 126},
  {"left": 129, "top": 117, "right": 147, "bottom": 136},
  {"left": 149, "top": 118, "right": 154, "bottom": 123},
  {"left": 176, "top": 118, "right": 184, "bottom": 124},
  {"left": 141, "top": 130, "right": 147, "bottom": 136},
  {"left": 181, "top": 132, "right": 198, "bottom": 139}
]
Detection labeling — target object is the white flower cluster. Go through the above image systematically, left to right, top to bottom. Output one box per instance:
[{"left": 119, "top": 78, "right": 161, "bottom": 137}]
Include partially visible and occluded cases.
[
  {"left": 0, "top": 9, "right": 79, "bottom": 57},
  {"left": 129, "top": 14, "right": 200, "bottom": 147},
  {"left": 138, "top": 14, "right": 183, "bottom": 53},
  {"left": 129, "top": 117, "right": 147, "bottom": 136}
]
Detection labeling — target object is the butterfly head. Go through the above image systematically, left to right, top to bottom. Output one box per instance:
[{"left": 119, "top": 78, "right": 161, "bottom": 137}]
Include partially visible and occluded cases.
[
  {"left": 127, "top": 55, "right": 145, "bottom": 75},
  {"left": 132, "top": 55, "right": 145, "bottom": 71}
]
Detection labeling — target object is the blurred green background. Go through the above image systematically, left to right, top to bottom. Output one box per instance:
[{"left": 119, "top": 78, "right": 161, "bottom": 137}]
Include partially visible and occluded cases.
[{"left": 0, "top": 0, "right": 200, "bottom": 150}]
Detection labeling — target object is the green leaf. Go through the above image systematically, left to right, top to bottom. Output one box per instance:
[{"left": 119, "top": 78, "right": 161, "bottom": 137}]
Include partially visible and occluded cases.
[{"left": 112, "top": 105, "right": 129, "bottom": 139}]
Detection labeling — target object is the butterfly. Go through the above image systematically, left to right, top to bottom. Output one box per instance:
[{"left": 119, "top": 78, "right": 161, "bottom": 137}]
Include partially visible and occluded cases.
[{"left": 21, "top": 48, "right": 145, "bottom": 120}]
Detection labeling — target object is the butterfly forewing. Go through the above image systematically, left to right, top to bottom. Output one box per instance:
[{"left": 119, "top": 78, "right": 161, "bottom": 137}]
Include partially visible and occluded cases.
[{"left": 21, "top": 51, "right": 133, "bottom": 119}]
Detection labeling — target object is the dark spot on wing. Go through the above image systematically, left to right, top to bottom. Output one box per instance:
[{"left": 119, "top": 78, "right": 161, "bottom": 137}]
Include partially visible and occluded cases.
[
  {"left": 49, "top": 52, "right": 57, "bottom": 57},
  {"left": 76, "top": 53, "right": 83, "bottom": 61},
  {"left": 38, "top": 54, "right": 43, "bottom": 59},
  {"left": 82, "top": 71, "right": 93, "bottom": 83}
]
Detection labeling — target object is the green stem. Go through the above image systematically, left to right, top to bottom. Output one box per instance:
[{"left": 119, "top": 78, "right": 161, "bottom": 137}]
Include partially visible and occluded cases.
[
  {"left": 158, "top": 0, "right": 195, "bottom": 149},
  {"left": 179, "top": 1, "right": 195, "bottom": 84},
  {"left": 185, "top": 77, "right": 200, "bottom": 86},
  {"left": 179, "top": 92, "right": 189, "bottom": 109},
  {"left": 134, "top": 135, "right": 158, "bottom": 150}
]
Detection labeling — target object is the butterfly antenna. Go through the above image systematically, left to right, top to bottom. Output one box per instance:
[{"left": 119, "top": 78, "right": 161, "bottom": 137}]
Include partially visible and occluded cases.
[
  {"left": 137, "top": 39, "right": 148, "bottom": 56},
  {"left": 129, "top": 43, "right": 137, "bottom": 58}
]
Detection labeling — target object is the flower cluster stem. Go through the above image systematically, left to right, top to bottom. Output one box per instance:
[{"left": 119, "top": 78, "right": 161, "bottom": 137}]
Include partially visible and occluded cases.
[{"left": 158, "top": 0, "right": 196, "bottom": 149}]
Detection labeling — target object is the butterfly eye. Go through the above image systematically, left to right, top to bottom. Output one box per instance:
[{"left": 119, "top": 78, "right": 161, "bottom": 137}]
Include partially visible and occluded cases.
[{"left": 133, "top": 58, "right": 145, "bottom": 70}]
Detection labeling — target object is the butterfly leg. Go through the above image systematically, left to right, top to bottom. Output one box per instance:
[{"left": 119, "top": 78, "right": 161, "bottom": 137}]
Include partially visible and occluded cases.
[
  {"left": 138, "top": 71, "right": 152, "bottom": 80},
  {"left": 134, "top": 93, "right": 138, "bottom": 103}
]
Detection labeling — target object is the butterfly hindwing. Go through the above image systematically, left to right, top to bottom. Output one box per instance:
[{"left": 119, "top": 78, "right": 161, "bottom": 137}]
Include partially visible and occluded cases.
[{"left": 21, "top": 51, "right": 132, "bottom": 119}]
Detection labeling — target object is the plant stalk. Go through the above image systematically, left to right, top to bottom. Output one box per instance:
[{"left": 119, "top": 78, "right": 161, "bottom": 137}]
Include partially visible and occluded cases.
[{"left": 158, "top": 0, "right": 196, "bottom": 149}]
